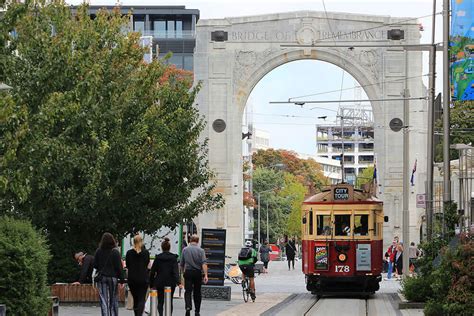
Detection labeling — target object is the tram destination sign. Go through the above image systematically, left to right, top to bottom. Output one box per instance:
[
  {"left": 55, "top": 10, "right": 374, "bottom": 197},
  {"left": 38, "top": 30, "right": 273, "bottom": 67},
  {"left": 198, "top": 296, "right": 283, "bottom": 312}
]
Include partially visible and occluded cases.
[{"left": 334, "top": 187, "right": 350, "bottom": 201}]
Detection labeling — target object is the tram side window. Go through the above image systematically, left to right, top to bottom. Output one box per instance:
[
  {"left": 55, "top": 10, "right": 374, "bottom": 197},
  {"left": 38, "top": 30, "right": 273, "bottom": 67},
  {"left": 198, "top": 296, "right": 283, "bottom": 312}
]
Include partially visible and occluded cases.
[
  {"left": 309, "top": 210, "right": 314, "bottom": 235},
  {"left": 335, "top": 214, "right": 351, "bottom": 236},
  {"left": 354, "top": 214, "right": 369, "bottom": 236},
  {"left": 317, "top": 215, "right": 332, "bottom": 235}
]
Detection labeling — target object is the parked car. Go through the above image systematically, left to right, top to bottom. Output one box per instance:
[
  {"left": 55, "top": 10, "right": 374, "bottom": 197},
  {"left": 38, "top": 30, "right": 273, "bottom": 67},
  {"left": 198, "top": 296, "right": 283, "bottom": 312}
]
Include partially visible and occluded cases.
[{"left": 268, "top": 244, "right": 281, "bottom": 261}]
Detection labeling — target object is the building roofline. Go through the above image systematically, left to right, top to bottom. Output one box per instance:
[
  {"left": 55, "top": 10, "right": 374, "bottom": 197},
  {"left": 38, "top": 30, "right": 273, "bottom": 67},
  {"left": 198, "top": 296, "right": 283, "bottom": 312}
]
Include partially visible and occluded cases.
[{"left": 73, "top": 5, "right": 200, "bottom": 16}]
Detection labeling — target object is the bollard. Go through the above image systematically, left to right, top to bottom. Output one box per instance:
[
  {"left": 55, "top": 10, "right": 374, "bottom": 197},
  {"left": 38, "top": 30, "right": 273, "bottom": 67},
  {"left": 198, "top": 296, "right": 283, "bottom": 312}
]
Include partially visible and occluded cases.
[
  {"left": 164, "top": 286, "right": 172, "bottom": 316},
  {"left": 149, "top": 289, "right": 158, "bottom": 316},
  {"left": 48, "top": 296, "right": 59, "bottom": 316},
  {"left": 0, "top": 304, "right": 5, "bottom": 316}
]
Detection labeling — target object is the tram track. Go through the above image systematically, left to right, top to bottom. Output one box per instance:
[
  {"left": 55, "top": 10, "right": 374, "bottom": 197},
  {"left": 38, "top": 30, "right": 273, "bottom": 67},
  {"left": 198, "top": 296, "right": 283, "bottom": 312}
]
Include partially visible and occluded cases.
[
  {"left": 264, "top": 293, "right": 403, "bottom": 316},
  {"left": 303, "top": 296, "right": 368, "bottom": 315}
]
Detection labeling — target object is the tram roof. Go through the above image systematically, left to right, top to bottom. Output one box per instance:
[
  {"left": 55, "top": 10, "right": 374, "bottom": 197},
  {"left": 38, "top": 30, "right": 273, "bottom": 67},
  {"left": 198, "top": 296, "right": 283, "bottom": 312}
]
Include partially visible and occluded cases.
[{"left": 303, "top": 185, "right": 382, "bottom": 204}]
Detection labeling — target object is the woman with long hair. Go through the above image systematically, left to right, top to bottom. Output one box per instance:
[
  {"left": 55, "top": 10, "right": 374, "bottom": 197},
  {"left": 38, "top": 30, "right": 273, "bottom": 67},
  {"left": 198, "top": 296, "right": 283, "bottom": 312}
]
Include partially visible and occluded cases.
[
  {"left": 93, "top": 232, "right": 123, "bottom": 316},
  {"left": 125, "top": 234, "right": 150, "bottom": 316},
  {"left": 149, "top": 238, "right": 180, "bottom": 316}
]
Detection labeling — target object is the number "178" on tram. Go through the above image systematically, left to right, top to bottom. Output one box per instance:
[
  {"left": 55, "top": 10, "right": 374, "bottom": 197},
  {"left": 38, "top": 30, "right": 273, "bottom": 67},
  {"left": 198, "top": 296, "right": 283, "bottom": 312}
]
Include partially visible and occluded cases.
[{"left": 301, "top": 184, "right": 388, "bottom": 296}]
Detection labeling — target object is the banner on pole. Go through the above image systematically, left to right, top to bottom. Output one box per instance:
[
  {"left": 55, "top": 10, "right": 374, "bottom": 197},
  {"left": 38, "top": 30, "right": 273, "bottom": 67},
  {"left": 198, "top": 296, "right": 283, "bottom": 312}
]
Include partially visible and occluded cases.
[{"left": 450, "top": 0, "right": 474, "bottom": 101}]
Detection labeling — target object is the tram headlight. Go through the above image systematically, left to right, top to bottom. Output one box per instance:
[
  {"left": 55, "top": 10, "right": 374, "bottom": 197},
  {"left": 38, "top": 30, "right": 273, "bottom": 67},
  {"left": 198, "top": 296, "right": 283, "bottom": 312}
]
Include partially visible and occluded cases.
[{"left": 338, "top": 253, "right": 347, "bottom": 262}]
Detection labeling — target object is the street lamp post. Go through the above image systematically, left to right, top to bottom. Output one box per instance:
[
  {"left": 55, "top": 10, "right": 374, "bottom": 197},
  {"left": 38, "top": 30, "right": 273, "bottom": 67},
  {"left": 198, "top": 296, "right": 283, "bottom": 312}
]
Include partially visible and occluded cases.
[
  {"left": 257, "top": 188, "right": 275, "bottom": 247},
  {"left": 266, "top": 200, "right": 269, "bottom": 243}
]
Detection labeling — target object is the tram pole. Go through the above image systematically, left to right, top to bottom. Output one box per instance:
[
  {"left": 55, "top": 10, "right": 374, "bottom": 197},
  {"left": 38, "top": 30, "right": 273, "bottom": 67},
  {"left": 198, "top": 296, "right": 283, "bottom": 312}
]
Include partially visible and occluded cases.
[{"left": 402, "top": 51, "right": 410, "bottom": 278}]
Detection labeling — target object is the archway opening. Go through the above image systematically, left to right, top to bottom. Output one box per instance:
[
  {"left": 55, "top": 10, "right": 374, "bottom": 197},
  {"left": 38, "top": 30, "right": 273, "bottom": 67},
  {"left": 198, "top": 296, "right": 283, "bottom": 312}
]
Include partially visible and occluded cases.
[{"left": 242, "top": 60, "right": 376, "bottom": 242}]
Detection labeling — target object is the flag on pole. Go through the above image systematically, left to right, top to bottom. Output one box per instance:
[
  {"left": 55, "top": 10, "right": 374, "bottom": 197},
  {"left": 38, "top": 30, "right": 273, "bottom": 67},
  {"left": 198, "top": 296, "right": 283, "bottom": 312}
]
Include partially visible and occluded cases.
[{"left": 410, "top": 159, "right": 417, "bottom": 186}]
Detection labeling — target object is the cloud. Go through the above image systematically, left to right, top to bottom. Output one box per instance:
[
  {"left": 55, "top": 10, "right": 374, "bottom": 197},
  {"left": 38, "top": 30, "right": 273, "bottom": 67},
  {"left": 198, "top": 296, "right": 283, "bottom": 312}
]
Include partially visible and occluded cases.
[{"left": 457, "top": 10, "right": 466, "bottom": 17}]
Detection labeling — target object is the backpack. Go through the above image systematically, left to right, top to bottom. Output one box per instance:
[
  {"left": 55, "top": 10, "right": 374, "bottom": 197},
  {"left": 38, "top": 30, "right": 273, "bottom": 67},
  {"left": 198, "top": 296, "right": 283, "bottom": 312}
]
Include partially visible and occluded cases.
[{"left": 238, "top": 247, "right": 253, "bottom": 260}]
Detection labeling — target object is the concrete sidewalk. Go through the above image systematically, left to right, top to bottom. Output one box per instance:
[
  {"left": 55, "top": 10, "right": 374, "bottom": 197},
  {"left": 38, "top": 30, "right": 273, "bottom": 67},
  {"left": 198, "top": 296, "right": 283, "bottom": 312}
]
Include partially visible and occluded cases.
[{"left": 60, "top": 260, "right": 424, "bottom": 315}]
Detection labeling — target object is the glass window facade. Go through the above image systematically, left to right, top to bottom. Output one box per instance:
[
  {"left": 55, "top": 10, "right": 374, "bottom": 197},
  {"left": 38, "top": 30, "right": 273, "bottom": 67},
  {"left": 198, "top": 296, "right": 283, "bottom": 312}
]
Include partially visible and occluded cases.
[{"left": 134, "top": 20, "right": 145, "bottom": 34}]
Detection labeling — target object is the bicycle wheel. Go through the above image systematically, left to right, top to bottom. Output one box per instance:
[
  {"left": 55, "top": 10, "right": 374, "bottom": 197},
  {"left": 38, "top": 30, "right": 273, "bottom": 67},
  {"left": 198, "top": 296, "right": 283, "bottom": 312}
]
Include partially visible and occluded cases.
[{"left": 242, "top": 279, "right": 249, "bottom": 302}]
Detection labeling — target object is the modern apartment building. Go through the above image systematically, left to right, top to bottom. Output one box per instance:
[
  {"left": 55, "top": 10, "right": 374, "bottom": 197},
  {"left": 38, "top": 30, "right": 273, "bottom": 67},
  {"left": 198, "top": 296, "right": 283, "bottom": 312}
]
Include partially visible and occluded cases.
[
  {"left": 83, "top": 5, "right": 199, "bottom": 70},
  {"left": 315, "top": 107, "right": 375, "bottom": 185}
]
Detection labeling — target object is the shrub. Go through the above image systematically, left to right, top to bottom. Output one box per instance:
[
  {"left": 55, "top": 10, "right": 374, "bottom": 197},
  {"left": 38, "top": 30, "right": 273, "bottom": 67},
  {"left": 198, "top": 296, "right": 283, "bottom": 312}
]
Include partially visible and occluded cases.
[
  {"left": 0, "top": 216, "right": 51, "bottom": 315},
  {"left": 401, "top": 275, "right": 433, "bottom": 302},
  {"left": 425, "top": 299, "right": 445, "bottom": 316}
]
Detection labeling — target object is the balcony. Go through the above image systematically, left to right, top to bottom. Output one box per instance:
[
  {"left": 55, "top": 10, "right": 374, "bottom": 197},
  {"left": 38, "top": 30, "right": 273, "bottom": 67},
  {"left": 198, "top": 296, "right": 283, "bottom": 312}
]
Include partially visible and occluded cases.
[
  {"left": 139, "top": 30, "right": 196, "bottom": 39},
  {"left": 331, "top": 147, "right": 354, "bottom": 153}
]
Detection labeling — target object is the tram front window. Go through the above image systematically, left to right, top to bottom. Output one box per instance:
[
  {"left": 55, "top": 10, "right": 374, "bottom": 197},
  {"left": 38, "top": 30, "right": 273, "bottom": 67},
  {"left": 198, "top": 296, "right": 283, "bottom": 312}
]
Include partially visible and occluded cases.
[
  {"left": 335, "top": 214, "right": 351, "bottom": 236},
  {"left": 354, "top": 214, "right": 369, "bottom": 236},
  {"left": 317, "top": 215, "right": 331, "bottom": 236}
]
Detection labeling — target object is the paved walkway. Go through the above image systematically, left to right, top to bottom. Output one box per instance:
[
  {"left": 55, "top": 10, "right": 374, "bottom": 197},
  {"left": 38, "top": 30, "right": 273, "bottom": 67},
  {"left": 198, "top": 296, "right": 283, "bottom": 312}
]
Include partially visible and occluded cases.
[{"left": 60, "top": 260, "right": 423, "bottom": 315}]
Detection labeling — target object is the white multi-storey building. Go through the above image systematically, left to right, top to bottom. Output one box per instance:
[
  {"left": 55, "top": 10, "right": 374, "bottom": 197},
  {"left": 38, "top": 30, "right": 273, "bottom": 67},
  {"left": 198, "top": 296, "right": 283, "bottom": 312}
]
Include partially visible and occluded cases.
[{"left": 315, "top": 107, "right": 375, "bottom": 185}]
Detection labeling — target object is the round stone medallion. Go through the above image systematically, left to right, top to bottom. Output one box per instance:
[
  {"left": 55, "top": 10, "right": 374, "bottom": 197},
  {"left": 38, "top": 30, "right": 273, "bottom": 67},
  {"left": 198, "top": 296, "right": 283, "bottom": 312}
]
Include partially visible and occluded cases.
[{"left": 212, "top": 119, "right": 226, "bottom": 133}]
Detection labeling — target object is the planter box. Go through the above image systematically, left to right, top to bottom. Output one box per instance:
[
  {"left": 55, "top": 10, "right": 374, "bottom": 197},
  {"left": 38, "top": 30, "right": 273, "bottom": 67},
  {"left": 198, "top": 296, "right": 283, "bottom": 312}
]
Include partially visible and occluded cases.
[{"left": 50, "top": 284, "right": 125, "bottom": 303}]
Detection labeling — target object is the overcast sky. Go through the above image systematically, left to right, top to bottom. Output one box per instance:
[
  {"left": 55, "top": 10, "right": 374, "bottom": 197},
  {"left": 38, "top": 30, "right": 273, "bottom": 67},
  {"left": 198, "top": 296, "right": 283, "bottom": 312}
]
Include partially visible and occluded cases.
[{"left": 69, "top": 0, "right": 445, "bottom": 155}]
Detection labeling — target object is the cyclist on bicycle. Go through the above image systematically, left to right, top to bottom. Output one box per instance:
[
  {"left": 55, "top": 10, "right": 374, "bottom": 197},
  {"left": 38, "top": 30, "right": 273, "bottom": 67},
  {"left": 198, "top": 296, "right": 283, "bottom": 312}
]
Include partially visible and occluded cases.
[{"left": 238, "top": 240, "right": 258, "bottom": 300}]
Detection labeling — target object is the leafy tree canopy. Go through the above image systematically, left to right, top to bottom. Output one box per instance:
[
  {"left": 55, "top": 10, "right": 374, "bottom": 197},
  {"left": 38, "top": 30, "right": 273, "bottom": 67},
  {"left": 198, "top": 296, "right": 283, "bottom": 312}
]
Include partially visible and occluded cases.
[
  {"left": 0, "top": 1, "right": 223, "bottom": 281},
  {"left": 435, "top": 100, "right": 474, "bottom": 162},
  {"left": 252, "top": 148, "right": 328, "bottom": 195},
  {"left": 355, "top": 165, "right": 374, "bottom": 189},
  {"left": 252, "top": 168, "right": 306, "bottom": 242}
]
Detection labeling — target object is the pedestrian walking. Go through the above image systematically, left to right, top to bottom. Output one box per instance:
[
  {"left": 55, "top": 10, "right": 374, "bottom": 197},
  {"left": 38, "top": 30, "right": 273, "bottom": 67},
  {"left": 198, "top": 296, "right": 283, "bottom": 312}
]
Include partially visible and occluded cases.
[
  {"left": 94, "top": 233, "right": 124, "bottom": 316},
  {"left": 125, "top": 234, "right": 150, "bottom": 316},
  {"left": 180, "top": 234, "right": 208, "bottom": 316},
  {"left": 149, "top": 238, "right": 180, "bottom": 316},
  {"left": 285, "top": 238, "right": 296, "bottom": 270},
  {"left": 384, "top": 240, "right": 397, "bottom": 280},
  {"left": 259, "top": 241, "right": 271, "bottom": 273},
  {"left": 408, "top": 242, "right": 420, "bottom": 274},
  {"left": 395, "top": 243, "right": 404, "bottom": 279},
  {"left": 72, "top": 251, "right": 94, "bottom": 284}
]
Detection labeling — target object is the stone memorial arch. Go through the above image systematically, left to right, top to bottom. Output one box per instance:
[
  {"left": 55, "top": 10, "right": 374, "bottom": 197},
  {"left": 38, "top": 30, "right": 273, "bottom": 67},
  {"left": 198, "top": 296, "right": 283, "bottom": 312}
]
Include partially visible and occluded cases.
[{"left": 193, "top": 11, "right": 428, "bottom": 255}]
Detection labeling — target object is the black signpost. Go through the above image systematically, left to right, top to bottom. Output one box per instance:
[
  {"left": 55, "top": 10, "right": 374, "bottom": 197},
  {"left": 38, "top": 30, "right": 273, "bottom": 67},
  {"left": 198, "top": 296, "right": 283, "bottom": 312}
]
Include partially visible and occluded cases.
[{"left": 201, "top": 228, "right": 226, "bottom": 286}]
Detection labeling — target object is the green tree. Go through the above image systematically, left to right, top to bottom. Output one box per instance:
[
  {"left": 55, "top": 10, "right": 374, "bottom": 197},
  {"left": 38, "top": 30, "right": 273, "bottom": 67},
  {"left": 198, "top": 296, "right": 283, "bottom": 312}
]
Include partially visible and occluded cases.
[
  {"left": 0, "top": 2, "right": 223, "bottom": 282},
  {"left": 435, "top": 101, "right": 474, "bottom": 162},
  {"left": 252, "top": 148, "right": 328, "bottom": 195},
  {"left": 355, "top": 165, "right": 374, "bottom": 189},
  {"left": 252, "top": 168, "right": 306, "bottom": 242},
  {"left": 284, "top": 173, "right": 307, "bottom": 239},
  {"left": 0, "top": 216, "right": 51, "bottom": 315}
]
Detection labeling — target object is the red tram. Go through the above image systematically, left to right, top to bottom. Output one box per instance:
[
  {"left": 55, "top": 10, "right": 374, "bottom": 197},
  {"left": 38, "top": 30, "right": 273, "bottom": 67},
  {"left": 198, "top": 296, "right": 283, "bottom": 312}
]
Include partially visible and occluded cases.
[{"left": 301, "top": 184, "right": 386, "bottom": 296}]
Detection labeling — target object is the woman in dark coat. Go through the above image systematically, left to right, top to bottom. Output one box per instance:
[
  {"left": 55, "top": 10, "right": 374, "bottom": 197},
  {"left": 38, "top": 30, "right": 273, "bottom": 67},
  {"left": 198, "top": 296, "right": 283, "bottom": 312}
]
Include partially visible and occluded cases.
[
  {"left": 94, "top": 233, "right": 124, "bottom": 316},
  {"left": 125, "top": 234, "right": 150, "bottom": 316},
  {"left": 149, "top": 238, "right": 180, "bottom": 316},
  {"left": 285, "top": 238, "right": 296, "bottom": 270},
  {"left": 259, "top": 241, "right": 271, "bottom": 273}
]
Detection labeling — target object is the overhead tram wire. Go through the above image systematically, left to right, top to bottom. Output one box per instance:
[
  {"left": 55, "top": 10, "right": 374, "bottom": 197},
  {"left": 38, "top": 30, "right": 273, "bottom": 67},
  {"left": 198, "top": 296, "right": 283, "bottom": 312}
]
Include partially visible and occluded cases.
[{"left": 288, "top": 73, "right": 430, "bottom": 101}]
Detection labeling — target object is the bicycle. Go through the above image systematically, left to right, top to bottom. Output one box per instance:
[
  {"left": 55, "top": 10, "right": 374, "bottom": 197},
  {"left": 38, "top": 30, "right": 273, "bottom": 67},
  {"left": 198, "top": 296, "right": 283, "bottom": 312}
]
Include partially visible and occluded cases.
[{"left": 241, "top": 277, "right": 253, "bottom": 302}]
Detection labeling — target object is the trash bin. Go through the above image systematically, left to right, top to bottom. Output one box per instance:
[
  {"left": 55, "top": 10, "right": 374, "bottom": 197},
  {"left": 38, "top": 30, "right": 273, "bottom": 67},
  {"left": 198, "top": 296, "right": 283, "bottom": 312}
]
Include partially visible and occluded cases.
[
  {"left": 48, "top": 296, "right": 59, "bottom": 316},
  {"left": 0, "top": 304, "right": 6, "bottom": 316}
]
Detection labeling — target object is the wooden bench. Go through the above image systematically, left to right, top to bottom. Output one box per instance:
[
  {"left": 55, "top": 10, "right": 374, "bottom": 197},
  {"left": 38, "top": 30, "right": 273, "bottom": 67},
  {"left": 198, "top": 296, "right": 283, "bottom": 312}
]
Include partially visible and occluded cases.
[{"left": 50, "top": 284, "right": 125, "bottom": 303}]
